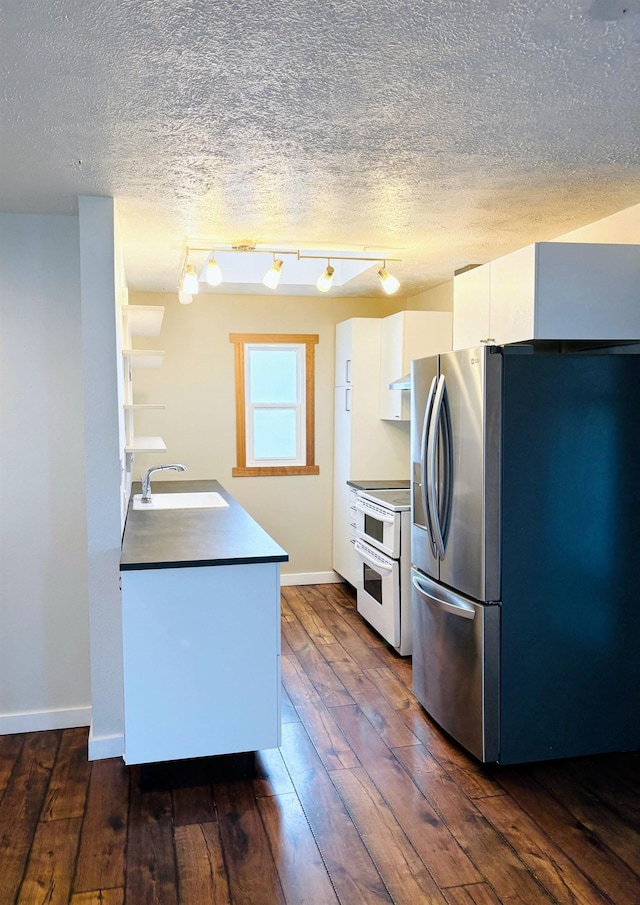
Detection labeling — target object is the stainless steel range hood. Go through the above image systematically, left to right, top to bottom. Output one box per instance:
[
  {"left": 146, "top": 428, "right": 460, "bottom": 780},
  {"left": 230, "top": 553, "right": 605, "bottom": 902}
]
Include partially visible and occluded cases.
[{"left": 389, "top": 374, "right": 411, "bottom": 391}]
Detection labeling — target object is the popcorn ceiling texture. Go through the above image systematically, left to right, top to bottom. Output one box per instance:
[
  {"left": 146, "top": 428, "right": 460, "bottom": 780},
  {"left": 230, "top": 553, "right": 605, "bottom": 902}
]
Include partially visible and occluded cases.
[{"left": 0, "top": 0, "right": 638, "bottom": 296}]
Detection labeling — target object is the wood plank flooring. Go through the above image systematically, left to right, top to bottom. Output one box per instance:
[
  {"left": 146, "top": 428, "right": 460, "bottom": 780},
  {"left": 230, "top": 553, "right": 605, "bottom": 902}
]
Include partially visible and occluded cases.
[{"left": 1, "top": 582, "right": 639, "bottom": 904}]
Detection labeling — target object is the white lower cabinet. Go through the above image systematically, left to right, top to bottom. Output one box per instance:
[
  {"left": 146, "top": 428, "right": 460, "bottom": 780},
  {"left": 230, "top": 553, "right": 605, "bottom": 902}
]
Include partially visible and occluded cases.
[{"left": 121, "top": 562, "right": 281, "bottom": 765}]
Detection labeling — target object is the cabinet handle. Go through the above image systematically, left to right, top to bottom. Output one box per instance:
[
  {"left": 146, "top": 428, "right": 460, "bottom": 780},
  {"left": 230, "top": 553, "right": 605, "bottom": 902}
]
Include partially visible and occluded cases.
[
  {"left": 480, "top": 338, "right": 495, "bottom": 344},
  {"left": 346, "top": 359, "right": 352, "bottom": 384},
  {"left": 345, "top": 388, "right": 351, "bottom": 412}
]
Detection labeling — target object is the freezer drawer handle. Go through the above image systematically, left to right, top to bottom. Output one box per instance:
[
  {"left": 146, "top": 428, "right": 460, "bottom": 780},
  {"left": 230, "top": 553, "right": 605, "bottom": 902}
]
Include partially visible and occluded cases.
[{"left": 412, "top": 575, "right": 476, "bottom": 620}]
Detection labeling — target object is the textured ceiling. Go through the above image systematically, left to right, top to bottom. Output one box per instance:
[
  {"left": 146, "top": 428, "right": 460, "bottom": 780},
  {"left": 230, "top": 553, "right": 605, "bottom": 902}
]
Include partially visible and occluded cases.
[{"left": 1, "top": 0, "right": 639, "bottom": 298}]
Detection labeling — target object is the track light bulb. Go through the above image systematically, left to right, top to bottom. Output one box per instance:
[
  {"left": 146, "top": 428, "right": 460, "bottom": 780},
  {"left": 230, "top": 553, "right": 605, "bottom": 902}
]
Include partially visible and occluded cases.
[
  {"left": 206, "top": 256, "right": 223, "bottom": 286},
  {"left": 262, "top": 258, "right": 284, "bottom": 289},
  {"left": 182, "top": 264, "right": 199, "bottom": 294},
  {"left": 316, "top": 264, "right": 335, "bottom": 293},
  {"left": 378, "top": 267, "right": 400, "bottom": 295},
  {"left": 177, "top": 276, "right": 193, "bottom": 304}
]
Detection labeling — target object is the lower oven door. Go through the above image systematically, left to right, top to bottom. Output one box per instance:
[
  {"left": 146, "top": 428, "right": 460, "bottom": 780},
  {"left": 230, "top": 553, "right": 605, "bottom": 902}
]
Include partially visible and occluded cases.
[{"left": 354, "top": 539, "right": 400, "bottom": 648}]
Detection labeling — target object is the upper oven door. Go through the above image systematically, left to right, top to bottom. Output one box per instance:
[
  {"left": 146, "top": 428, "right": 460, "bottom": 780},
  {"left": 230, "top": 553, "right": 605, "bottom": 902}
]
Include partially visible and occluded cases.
[{"left": 355, "top": 494, "right": 401, "bottom": 558}]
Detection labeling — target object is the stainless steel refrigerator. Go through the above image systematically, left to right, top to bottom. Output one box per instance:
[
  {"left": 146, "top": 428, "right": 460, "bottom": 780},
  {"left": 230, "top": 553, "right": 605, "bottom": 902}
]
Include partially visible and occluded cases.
[{"left": 411, "top": 345, "right": 640, "bottom": 764}]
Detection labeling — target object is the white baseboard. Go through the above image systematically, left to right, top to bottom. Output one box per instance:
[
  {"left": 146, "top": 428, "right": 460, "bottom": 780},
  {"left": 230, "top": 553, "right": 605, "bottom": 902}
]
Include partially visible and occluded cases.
[
  {"left": 280, "top": 571, "right": 344, "bottom": 586},
  {"left": 0, "top": 705, "right": 92, "bottom": 736},
  {"left": 88, "top": 723, "right": 125, "bottom": 760}
]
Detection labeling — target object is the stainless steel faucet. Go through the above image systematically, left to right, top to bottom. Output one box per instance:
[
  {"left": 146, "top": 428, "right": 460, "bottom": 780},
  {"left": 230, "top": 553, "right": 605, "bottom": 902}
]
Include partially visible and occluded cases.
[{"left": 140, "top": 464, "right": 187, "bottom": 502}]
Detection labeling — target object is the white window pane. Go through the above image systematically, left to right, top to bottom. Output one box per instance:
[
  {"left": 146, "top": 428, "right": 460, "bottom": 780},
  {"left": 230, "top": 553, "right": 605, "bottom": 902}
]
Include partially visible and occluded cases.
[
  {"left": 249, "top": 349, "right": 298, "bottom": 404},
  {"left": 253, "top": 409, "right": 298, "bottom": 459}
]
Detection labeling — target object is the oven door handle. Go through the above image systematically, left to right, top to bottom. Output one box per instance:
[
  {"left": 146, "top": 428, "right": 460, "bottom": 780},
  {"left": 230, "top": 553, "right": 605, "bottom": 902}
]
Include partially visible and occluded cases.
[
  {"left": 354, "top": 501, "right": 395, "bottom": 523},
  {"left": 354, "top": 541, "right": 394, "bottom": 572}
]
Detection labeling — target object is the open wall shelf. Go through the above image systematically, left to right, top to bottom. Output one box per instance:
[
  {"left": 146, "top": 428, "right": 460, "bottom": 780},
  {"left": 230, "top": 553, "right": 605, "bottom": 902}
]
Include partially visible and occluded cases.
[
  {"left": 122, "top": 305, "right": 165, "bottom": 337},
  {"left": 121, "top": 306, "right": 167, "bottom": 455},
  {"left": 122, "top": 349, "right": 165, "bottom": 369},
  {"left": 125, "top": 436, "right": 168, "bottom": 454}
]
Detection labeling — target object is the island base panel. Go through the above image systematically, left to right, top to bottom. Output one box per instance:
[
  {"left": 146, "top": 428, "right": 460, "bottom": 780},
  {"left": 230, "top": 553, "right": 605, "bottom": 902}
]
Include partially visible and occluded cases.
[{"left": 122, "top": 562, "right": 281, "bottom": 765}]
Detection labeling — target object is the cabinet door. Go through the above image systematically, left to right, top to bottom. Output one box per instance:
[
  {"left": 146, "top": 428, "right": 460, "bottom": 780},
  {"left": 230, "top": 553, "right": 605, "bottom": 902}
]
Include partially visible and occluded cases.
[
  {"left": 535, "top": 242, "right": 640, "bottom": 340},
  {"left": 489, "top": 244, "right": 536, "bottom": 345},
  {"left": 453, "top": 264, "right": 491, "bottom": 349},
  {"left": 381, "top": 311, "right": 453, "bottom": 420},
  {"left": 379, "top": 312, "right": 405, "bottom": 419},
  {"left": 335, "top": 319, "right": 353, "bottom": 386},
  {"left": 332, "top": 386, "right": 355, "bottom": 581},
  {"left": 122, "top": 563, "right": 280, "bottom": 765}
]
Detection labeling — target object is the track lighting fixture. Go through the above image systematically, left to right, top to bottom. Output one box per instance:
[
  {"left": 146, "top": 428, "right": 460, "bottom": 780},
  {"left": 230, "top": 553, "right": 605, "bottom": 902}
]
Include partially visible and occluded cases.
[
  {"left": 177, "top": 245, "right": 401, "bottom": 297},
  {"left": 206, "top": 255, "right": 223, "bottom": 286},
  {"left": 262, "top": 258, "right": 284, "bottom": 290},
  {"left": 316, "top": 262, "right": 335, "bottom": 293},
  {"left": 182, "top": 263, "right": 199, "bottom": 295},
  {"left": 378, "top": 265, "right": 400, "bottom": 295}
]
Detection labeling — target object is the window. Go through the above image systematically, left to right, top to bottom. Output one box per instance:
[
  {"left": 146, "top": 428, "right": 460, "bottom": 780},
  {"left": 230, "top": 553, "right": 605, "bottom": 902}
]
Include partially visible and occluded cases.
[{"left": 230, "top": 333, "right": 319, "bottom": 476}]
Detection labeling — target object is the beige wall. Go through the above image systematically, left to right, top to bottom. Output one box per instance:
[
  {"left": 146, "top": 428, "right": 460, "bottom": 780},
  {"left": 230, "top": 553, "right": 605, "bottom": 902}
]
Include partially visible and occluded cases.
[
  {"left": 405, "top": 201, "right": 640, "bottom": 312},
  {"left": 554, "top": 203, "right": 640, "bottom": 244},
  {"left": 405, "top": 280, "right": 453, "bottom": 312},
  {"left": 128, "top": 291, "right": 402, "bottom": 579}
]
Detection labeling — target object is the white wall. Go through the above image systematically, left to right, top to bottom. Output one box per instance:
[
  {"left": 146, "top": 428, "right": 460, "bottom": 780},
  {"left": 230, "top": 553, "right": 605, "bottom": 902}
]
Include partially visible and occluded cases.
[
  {"left": 78, "top": 197, "right": 127, "bottom": 759},
  {"left": 0, "top": 213, "right": 91, "bottom": 733},
  {"left": 128, "top": 292, "right": 403, "bottom": 581}
]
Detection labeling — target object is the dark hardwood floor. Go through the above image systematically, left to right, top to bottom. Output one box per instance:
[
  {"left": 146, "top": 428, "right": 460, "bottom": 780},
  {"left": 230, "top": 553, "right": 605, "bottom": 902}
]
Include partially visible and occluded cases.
[{"left": 1, "top": 582, "right": 639, "bottom": 904}]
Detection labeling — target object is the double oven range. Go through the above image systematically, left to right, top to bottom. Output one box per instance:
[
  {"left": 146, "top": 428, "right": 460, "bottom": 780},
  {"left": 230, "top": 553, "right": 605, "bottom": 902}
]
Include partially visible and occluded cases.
[{"left": 352, "top": 486, "right": 412, "bottom": 656}]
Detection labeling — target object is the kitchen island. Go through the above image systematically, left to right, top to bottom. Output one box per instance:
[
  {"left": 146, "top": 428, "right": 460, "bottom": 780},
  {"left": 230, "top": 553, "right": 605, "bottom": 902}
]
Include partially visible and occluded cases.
[{"left": 120, "top": 479, "right": 288, "bottom": 765}]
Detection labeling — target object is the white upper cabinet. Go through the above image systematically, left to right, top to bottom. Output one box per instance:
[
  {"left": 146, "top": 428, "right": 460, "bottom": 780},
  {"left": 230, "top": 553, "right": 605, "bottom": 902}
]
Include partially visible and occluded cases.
[
  {"left": 453, "top": 242, "right": 640, "bottom": 349},
  {"left": 452, "top": 264, "right": 491, "bottom": 350},
  {"left": 380, "top": 311, "right": 452, "bottom": 420},
  {"left": 335, "top": 318, "right": 354, "bottom": 386}
]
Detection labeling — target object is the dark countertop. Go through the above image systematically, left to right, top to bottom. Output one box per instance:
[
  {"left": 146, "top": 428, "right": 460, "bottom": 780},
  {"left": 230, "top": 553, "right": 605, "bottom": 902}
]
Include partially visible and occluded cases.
[
  {"left": 120, "top": 479, "right": 289, "bottom": 571},
  {"left": 347, "top": 479, "right": 410, "bottom": 490}
]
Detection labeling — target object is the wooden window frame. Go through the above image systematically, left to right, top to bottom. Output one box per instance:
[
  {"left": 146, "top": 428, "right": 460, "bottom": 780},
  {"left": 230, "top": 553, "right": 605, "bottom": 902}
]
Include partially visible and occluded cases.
[{"left": 230, "top": 333, "right": 320, "bottom": 477}]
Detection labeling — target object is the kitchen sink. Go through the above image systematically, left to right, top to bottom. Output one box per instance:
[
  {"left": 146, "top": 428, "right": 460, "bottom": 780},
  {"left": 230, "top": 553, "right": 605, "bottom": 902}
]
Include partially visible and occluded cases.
[{"left": 132, "top": 492, "right": 229, "bottom": 511}]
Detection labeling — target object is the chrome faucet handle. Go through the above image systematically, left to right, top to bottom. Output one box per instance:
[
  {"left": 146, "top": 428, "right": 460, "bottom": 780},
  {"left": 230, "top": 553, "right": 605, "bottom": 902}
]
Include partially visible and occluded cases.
[{"left": 140, "top": 463, "right": 187, "bottom": 502}]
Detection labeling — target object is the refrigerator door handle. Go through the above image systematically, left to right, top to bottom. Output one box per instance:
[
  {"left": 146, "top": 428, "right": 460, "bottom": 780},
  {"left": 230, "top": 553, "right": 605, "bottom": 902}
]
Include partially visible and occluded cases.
[
  {"left": 427, "top": 375, "right": 449, "bottom": 560},
  {"left": 421, "top": 376, "right": 438, "bottom": 557},
  {"left": 440, "top": 377, "right": 454, "bottom": 550},
  {"left": 412, "top": 574, "right": 476, "bottom": 620}
]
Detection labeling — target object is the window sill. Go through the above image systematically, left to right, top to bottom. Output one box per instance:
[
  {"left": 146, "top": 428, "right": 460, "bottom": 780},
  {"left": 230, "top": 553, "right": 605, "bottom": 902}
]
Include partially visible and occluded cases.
[{"left": 232, "top": 465, "right": 320, "bottom": 477}]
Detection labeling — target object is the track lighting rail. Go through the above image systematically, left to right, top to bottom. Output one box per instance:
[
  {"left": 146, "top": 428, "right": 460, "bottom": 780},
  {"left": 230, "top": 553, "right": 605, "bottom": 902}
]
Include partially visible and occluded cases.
[{"left": 177, "top": 245, "right": 401, "bottom": 302}]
